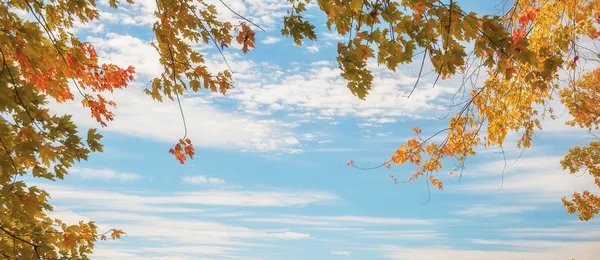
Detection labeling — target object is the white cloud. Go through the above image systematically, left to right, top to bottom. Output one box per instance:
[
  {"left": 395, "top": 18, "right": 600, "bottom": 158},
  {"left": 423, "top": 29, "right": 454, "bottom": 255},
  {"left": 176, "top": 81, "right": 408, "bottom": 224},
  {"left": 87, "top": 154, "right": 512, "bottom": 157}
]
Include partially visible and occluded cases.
[
  {"left": 95, "top": 0, "right": 292, "bottom": 30},
  {"left": 92, "top": 24, "right": 105, "bottom": 34},
  {"left": 50, "top": 32, "right": 306, "bottom": 154},
  {"left": 86, "top": 32, "right": 163, "bottom": 79},
  {"left": 322, "top": 32, "right": 345, "bottom": 41},
  {"left": 261, "top": 36, "right": 281, "bottom": 44},
  {"left": 306, "top": 45, "right": 320, "bottom": 53},
  {"left": 311, "top": 60, "right": 331, "bottom": 66},
  {"left": 226, "top": 63, "right": 456, "bottom": 122},
  {"left": 50, "top": 86, "right": 301, "bottom": 153},
  {"left": 270, "top": 103, "right": 284, "bottom": 110},
  {"left": 367, "top": 118, "right": 397, "bottom": 124},
  {"left": 301, "top": 133, "right": 315, "bottom": 141},
  {"left": 282, "top": 137, "right": 300, "bottom": 145},
  {"left": 458, "top": 155, "right": 598, "bottom": 202},
  {"left": 70, "top": 167, "right": 141, "bottom": 181},
  {"left": 182, "top": 175, "right": 225, "bottom": 185},
  {"left": 41, "top": 183, "right": 338, "bottom": 208},
  {"left": 41, "top": 183, "right": 332, "bottom": 259},
  {"left": 452, "top": 205, "right": 537, "bottom": 217},
  {"left": 48, "top": 210, "right": 93, "bottom": 225},
  {"left": 84, "top": 211, "right": 311, "bottom": 258},
  {"left": 244, "top": 215, "right": 433, "bottom": 227},
  {"left": 502, "top": 226, "right": 600, "bottom": 240},
  {"left": 359, "top": 230, "right": 443, "bottom": 240},
  {"left": 273, "top": 232, "right": 310, "bottom": 240},
  {"left": 377, "top": 241, "right": 600, "bottom": 260},
  {"left": 331, "top": 250, "right": 352, "bottom": 256}
]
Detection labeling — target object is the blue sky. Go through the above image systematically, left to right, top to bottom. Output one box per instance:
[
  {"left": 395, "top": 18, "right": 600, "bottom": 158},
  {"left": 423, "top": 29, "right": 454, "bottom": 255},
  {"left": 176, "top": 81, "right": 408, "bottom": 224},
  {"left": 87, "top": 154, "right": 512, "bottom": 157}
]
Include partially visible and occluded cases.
[{"left": 25, "top": 0, "right": 600, "bottom": 259}]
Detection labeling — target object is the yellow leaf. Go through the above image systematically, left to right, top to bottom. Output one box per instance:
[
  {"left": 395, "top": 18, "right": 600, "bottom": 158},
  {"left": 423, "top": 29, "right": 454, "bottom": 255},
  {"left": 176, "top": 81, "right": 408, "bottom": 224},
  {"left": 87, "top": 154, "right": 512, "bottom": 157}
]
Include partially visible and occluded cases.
[{"left": 350, "top": 0, "right": 362, "bottom": 12}]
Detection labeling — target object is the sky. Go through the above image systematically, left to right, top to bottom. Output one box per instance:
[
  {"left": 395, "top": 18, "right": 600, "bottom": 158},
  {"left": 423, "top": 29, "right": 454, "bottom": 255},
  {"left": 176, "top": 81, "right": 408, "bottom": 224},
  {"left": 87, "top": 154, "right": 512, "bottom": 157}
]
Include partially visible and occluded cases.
[{"left": 19, "top": 0, "right": 600, "bottom": 259}]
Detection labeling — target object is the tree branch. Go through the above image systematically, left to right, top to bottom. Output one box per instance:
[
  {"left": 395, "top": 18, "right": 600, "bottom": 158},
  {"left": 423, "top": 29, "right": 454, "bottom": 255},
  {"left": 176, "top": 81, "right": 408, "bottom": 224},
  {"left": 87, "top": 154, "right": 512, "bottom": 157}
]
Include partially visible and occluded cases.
[{"left": 0, "top": 225, "right": 41, "bottom": 260}]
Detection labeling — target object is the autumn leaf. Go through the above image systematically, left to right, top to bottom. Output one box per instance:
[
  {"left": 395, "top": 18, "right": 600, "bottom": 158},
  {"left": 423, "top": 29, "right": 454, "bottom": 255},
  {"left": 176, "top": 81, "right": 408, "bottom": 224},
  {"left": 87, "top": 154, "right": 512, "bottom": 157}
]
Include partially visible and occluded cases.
[
  {"left": 350, "top": 0, "right": 362, "bottom": 12},
  {"left": 4, "top": 2, "right": 600, "bottom": 259},
  {"left": 412, "top": 2, "right": 427, "bottom": 16},
  {"left": 235, "top": 22, "right": 256, "bottom": 54},
  {"left": 169, "top": 138, "right": 195, "bottom": 164},
  {"left": 110, "top": 229, "right": 126, "bottom": 240}
]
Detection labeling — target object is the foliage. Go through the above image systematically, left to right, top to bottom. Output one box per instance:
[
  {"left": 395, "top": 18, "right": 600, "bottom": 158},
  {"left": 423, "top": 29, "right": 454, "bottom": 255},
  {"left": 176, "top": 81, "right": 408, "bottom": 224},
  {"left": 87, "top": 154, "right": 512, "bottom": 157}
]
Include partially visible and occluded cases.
[
  {"left": 0, "top": 0, "right": 247, "bottom": 256},
  {"left": 0, "top": 0, "right": 134, "bottom": 255},
  {"left": 2, "top": 0, "right": 600, "bottom": 257},
  {"left": 330, "top": 0, "right": 600, "bottom": 221}
]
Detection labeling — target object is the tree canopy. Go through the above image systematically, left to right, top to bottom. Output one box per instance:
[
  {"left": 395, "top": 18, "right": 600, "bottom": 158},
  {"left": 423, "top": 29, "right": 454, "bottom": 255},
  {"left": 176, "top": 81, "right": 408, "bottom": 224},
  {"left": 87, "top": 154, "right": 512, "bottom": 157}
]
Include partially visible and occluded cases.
[{"left": 1, "top": 0, "right": 599, "bottom": 258}]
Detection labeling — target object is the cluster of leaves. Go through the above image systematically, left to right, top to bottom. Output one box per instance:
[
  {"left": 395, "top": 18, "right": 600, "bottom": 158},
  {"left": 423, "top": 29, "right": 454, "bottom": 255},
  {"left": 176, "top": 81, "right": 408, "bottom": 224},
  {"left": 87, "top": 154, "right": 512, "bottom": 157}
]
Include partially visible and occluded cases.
[
  {"left": 1, "top": 0, "right": 265, "bottom": 255},
  {"left": 1, "top": 0, "right": 134, "bottom": 255},
  {"left": 3, "top": 0, "right": 600, "bottom": 257},
  {"left": 145, "top": 0, "right": 263, "bottom": 163},
  {"left": 321, "top": 0, "right": 600, "bottom": 220},
  {"left": 560, "top": 68, "right": 600, "bottom": 220},
  {"left": 169, "top": 138, "right": 195, "bottom": 164}
]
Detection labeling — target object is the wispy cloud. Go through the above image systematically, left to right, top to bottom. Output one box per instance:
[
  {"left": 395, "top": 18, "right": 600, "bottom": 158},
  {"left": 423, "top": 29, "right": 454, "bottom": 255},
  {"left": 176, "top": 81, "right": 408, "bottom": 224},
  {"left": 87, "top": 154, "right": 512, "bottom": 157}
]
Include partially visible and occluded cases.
[
  {"left": 92, "top": 0, "right": 293, "bottom": 30},
  {"left": 321, "top": 32, "right": 345, "bottom": 41},
  {"left": 49, "top": 33, "right": 305, "bottom": 154},
  {"left": 261, "top": 36, "right": 281, "bottom": 44},
  {"left": 306, "top": 45, "right": 320, "bottom": 53},
  {"left": 227, "top": 64, "right": 456, "bottom": 123},
  {"left": 50, "top": 86, "right": 302, "bottom": 154},
  {"left": 457, "top": 155, "right": 597, "bottom": 202},
  {"left": 70, "top": 167, "right": 141, "bottom": 182},
  {"left": 182, "top": 175, "right": 225, "bottom": 186},
  {"left": 42, "top": 183, "right": 338, "bottom": 209},
  {"left": 452, "top": 205, "right": 537, "bottom": 217},
  {"left": 80, "top": 211, "right": 311, "bottom": 258},
  {"left": 244, "top": 215, "right": 433, "bottom": 226},
  {"left": 502, "top": 226, "right": 600, "bottom": 239},
  {"left": 359, "top": 230, "right": 443, "bottom": 240},
  {"left": 377, "top": 241, "right": 600, "bottom": 260},
  {"left": 331, "top": 250, "right": 352, "bottom": 256}
]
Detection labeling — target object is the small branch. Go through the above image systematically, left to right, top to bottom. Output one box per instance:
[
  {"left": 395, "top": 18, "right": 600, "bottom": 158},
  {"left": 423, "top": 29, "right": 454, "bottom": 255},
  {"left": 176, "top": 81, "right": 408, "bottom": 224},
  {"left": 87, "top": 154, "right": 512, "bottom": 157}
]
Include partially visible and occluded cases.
[
  {"left": 24, "top": 0, "right": 89, "bottom": 101},
  {"left": 155, "top": 0, "right": 188, "bottom": 141},
  {"left": 218, "top": 0, "right": 265, "bottom": 32},
  {"left": 445, "top": 0, "right": 453, "bottom": 53},
  {"left": 194, "top": 11, "right": 233, "bottom": 72},
  {"left": 167, "top": 44, "right": 188, "bottom": 141},
  {"left": 407, "top": 49, "right": 427, "bottom": 98},
  {"left": 351, "top": 127, "right": 451, "bottom": 171},
  {"left": 0, "top": 133, "right": 20, "bottom": 191},
  {"left": 422, "top": 171, "right": 431, "bottom": 205},
  {"left": 0, "top": 226, "right": 41, "bottom": 260}
]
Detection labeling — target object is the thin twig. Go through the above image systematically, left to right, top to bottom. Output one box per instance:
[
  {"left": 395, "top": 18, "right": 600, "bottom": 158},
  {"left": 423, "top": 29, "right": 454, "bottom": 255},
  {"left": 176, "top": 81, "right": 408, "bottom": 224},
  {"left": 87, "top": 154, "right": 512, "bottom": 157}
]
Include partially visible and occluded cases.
[
  {"left": 218, "top": 0, "right": 265, "bottom": 32},
  {"left": 194, "top": 12, "right": 233, "bottom": 72},
  {"left": 407, "top": 49, "right": 427, "bottom": 98},
  {"left": 0, "top": 133, "right": 19, "bottom": 191},
  {"left": 0, "top": 226, "right": 41, "bottom": 260}
]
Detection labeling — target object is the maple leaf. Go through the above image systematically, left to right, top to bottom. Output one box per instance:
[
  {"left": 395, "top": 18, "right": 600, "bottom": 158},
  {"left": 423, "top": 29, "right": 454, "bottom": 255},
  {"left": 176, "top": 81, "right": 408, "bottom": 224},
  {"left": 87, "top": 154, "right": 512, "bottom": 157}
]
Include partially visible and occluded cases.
[
  {"left": 4, "top": 2, "right": 600, "bottom": 259},
  {"left": 412, "top": 2, "right": 427, "bottom": 16},
  {"left": 235, "top": 22, "right": 256, "bottom": 54},
  {"left": 511, "top": 29, "right": 526, "bottom": 44},
  {"left": 169, "top": 139, "right": 195, "bottom": 164},
  {"left": 110, "top": 229, "right": 126, "bottom": 240}
]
